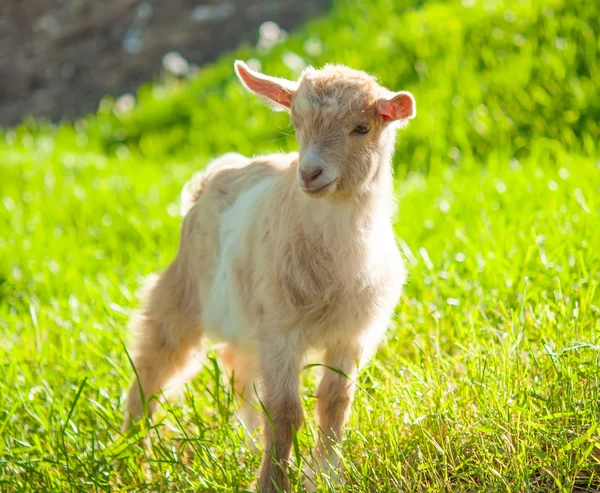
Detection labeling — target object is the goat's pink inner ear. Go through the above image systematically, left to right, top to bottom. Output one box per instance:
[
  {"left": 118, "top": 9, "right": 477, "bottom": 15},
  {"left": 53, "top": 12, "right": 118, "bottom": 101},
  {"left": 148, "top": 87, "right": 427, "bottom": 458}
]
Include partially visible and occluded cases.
[
  {"left": 234, "top": 60, "right": 294, "bottom": 109},
  {"left": 377, "top": 92, "right": 416, "bottom": 122}
]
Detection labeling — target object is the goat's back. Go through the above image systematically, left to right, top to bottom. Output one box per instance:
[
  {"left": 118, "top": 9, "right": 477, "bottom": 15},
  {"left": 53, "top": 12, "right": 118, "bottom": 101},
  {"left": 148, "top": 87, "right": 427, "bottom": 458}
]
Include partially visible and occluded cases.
[{"left": 174, "top": 152, "right": 297, "bottom": 345}]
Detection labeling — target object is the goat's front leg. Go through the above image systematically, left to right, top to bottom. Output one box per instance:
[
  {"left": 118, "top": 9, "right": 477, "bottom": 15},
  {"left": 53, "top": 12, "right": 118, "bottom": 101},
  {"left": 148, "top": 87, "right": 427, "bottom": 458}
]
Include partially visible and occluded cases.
[
  {"left": 257, "top": 335, "right": 304, "bottom": 493},
  {"left": 310, "top": 343, "right": 361, "bottom": 485}
]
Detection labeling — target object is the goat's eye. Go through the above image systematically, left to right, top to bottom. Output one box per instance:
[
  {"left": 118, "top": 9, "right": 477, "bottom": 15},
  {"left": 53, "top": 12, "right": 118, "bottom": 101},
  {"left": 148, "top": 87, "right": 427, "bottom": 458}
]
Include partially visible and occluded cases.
[{"left": 353, "top": 124, "right": 370, "bottom": 135}]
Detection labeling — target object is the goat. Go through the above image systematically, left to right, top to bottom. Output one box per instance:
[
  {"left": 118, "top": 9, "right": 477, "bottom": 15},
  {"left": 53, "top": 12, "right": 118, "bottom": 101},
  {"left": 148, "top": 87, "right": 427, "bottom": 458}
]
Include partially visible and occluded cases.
[{"left": 122, "top": 60, "right": 416, "bottom": 492}]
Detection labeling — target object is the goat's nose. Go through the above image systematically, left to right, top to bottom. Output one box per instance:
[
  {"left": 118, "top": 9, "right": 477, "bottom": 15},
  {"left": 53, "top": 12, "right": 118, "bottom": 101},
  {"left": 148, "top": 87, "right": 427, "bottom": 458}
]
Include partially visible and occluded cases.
[{"left": 300, "top": 167, "right": 323, "bottom": 183}]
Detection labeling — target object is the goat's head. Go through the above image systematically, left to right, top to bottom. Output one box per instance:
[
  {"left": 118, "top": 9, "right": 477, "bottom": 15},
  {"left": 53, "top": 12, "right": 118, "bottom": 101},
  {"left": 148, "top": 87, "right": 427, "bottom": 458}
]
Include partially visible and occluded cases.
[{"left": 235, "top": 61, "right": 416, "bottom": 199}]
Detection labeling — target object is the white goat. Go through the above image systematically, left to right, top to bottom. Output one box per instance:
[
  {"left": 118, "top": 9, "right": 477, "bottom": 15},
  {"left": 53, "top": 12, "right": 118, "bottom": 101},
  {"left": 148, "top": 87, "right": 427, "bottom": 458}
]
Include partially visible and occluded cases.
[{"left": 123, "top": 60, "right": 416, "bottom": 492}]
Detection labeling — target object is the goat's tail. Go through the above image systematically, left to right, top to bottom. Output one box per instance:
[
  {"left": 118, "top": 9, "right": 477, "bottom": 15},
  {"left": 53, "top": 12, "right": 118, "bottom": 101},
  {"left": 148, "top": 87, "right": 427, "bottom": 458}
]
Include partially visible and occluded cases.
[
  {"left": 180, "top": 152, "right": 249, "bottom": 217},
  {"left": 180, "top": 170, "right": 207, "bottom": 217}
]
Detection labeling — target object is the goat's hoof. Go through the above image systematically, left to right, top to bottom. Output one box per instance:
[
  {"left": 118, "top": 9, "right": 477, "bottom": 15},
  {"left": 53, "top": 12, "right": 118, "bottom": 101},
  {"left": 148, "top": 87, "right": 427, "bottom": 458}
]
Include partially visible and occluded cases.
[
  {"left": 244, "top": 433, "right": 260, "bottom": 453},
  {"left": 302, "top": 460, "right": 345, "bottom": 492},
  {"left": 301, "top": 463, "right": 318, "bottom": 492},
  {"left": 302, "top": 479, "right": 317, "bottom": 493}
]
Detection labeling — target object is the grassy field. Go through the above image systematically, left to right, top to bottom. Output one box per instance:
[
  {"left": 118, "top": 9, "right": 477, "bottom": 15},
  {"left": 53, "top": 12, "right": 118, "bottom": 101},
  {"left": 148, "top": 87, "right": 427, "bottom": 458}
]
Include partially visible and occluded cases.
[{"left": 1, "top": 0, "right": 599, "bottom": 491}]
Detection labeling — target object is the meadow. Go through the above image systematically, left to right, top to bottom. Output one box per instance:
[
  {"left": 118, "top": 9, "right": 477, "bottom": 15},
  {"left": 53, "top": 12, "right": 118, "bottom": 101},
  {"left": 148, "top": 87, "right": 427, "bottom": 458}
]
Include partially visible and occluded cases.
[{"left": 1, "top": 0, "right": 599, "bottom": 491}]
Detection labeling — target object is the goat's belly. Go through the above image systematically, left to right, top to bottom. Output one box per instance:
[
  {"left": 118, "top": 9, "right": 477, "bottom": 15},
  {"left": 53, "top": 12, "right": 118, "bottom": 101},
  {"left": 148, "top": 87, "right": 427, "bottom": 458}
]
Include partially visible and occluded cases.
[{"left": 201, "top": 178, "right": 272, "bottom": 344}]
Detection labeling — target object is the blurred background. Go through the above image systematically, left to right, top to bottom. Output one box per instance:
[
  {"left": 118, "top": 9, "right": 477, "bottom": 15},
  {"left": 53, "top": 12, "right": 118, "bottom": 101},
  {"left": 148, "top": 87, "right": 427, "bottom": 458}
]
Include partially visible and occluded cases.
[
  {"left": 0, "top": 0, "right": 326, "bottom": 126},
  {"left": 1, "top": 0, "right": 597, "bottom": 173},
  {"left": 1, "top": 1, "right": 599, "bottom": 491}
]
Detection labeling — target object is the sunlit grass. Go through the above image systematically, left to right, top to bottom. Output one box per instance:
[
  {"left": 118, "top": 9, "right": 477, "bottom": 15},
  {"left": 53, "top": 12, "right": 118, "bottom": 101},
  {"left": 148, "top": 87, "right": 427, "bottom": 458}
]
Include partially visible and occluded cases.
[{"left": 1, "top": 0, "right": 599, "bottom": 491}]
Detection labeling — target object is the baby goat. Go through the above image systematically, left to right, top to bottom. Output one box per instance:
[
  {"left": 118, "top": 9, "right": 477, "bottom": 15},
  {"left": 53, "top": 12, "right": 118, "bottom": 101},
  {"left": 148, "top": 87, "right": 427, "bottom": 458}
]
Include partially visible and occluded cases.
[{"left": 123, "top": 61, "right": 416, "bottom": 492}]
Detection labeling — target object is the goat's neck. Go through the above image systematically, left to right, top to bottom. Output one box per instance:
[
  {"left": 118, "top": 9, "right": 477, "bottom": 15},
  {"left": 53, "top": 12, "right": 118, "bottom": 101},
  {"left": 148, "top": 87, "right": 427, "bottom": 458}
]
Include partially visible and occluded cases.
[{"left": 295, "top": 150, "right": 396, "bottom": 253}]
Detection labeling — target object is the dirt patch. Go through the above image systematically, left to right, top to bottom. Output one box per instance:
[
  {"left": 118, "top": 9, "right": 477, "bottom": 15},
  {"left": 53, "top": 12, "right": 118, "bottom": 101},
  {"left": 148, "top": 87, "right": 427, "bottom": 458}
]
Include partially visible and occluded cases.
[{"left": 0, "top": 0, "right": 326, "bottom": 127}]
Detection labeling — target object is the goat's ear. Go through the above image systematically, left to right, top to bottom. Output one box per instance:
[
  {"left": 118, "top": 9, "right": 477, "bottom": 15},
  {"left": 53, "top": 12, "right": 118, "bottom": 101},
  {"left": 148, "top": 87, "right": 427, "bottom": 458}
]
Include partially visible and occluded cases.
[
  {"left": 234, "top": 60, "right": 297, "bottom": 111},
  {"left": 377, "top": 91, "right": 416, "bottom": 122}
]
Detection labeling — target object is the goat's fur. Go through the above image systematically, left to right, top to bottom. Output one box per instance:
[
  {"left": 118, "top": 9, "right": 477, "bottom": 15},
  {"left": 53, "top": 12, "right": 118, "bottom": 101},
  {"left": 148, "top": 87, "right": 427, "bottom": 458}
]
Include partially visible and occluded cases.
[{"left": 123, "top": 61, "right": 415, "bottom": 492}]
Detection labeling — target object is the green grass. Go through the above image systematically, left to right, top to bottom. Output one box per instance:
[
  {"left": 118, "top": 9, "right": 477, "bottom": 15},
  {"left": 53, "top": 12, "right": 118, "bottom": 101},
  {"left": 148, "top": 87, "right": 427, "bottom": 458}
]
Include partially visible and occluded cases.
[{"left": 1, "top": 0, "right": 599, "bottom": 491}]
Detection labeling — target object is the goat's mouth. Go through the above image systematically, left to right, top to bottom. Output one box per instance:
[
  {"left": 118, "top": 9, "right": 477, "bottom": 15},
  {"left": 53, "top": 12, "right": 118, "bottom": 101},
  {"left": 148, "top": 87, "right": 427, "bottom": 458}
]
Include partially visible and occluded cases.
[{"left": 301, "top": 180, "right": 336, "bottom": 198}]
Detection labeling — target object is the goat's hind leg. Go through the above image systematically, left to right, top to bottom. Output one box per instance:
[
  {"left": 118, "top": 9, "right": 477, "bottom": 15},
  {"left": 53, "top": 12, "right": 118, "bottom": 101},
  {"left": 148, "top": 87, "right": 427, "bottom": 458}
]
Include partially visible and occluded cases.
[
  {"left": 123, "top": 265, "right": 204, "bottom": 432},
  {"left": 219, "top": 344, "right": 261, "bottom": 449}
]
